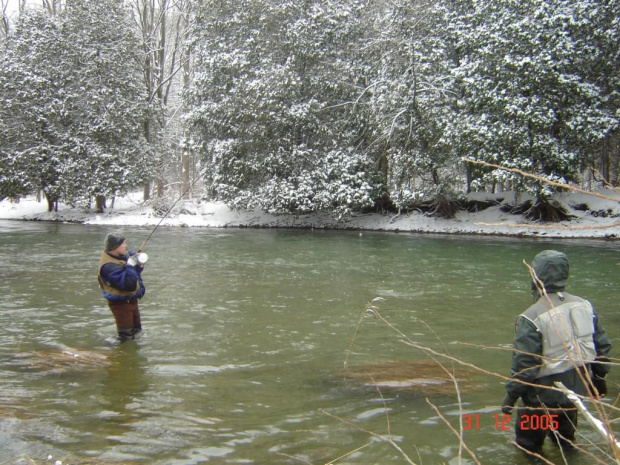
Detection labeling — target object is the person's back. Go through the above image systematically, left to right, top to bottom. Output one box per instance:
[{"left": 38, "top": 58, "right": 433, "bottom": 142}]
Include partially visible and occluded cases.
[{"left": 501, "top": 250, "right": 611, "bottom": 453}]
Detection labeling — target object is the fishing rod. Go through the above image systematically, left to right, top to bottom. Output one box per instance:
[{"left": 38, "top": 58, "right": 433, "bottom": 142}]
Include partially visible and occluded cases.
[{"left": 136, "top": 168, "right": 208, "bottom": 253}]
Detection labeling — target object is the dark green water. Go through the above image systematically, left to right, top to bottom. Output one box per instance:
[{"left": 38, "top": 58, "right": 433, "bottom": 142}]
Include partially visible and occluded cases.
[{"left": 0, "top": 220, "right": 618, "bottom": 464}]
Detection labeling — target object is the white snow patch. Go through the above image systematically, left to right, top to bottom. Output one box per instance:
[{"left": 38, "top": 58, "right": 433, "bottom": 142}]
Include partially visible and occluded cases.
[{"left": 1, "top": 188, "right": 619, "bottom": 239}]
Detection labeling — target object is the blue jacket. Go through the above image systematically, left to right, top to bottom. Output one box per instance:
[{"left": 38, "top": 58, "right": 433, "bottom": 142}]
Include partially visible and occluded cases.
[{"left": 98, "top": 251, "right": 146, "bottom": 301}]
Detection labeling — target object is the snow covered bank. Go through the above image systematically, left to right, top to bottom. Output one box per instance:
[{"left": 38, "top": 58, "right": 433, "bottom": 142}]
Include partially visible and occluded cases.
[{"left": 1, "top": 189, "right": 620, "bottom": 239}]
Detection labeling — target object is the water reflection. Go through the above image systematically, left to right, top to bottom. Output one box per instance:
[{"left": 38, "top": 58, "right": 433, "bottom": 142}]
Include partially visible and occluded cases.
[{"left": 102, "top": 344, "right": 148, "bottom": 417}]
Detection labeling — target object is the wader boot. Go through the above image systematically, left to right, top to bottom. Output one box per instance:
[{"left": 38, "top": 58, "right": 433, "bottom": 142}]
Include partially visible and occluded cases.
[
  {"left": 132, "top": 327, "right": 142, "bottom": 339},
  {"left": 117, "top": 328, "right": 135, "bottom": 343}
]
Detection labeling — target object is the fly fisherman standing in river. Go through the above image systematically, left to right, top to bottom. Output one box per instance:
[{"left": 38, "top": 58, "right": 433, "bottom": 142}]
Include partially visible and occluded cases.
[
  {"left": 98, "top": 232, "right": 147, "bottom": 342},
  {"left": 501, "top": 250, "right": 612, "bottom": 454}
]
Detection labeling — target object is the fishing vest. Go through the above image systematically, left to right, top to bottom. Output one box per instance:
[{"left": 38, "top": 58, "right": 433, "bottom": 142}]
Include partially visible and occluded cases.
[
  {"left": 98, "top": 252, "right": 140, "bottom": 298},
  {"left": 521, "top": 293, "right": 596, "bottom": 378}
]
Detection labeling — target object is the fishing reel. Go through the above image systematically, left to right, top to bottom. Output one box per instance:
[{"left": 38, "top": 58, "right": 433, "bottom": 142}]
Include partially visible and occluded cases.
[{"left": 127, "top": 253, "right": 148, "bottom": 267}]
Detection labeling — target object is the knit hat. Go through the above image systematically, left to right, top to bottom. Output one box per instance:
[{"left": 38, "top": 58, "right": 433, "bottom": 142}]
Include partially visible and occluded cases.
[{"left": 104, "top": 232, "right": 126, "bottom": 252}]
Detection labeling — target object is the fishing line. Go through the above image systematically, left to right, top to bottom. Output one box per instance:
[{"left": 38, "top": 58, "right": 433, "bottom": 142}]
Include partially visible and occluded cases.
[{"left": 137, "top": 168, "right": 208, "bottom": 253}]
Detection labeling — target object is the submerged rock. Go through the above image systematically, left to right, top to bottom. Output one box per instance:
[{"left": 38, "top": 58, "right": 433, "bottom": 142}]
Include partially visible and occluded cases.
[
  {"left": 10, "top": 346, "right": 111, "bottom": 374},
  {"left": 340, "top": 359, "right": 478, "bottom": 396}
]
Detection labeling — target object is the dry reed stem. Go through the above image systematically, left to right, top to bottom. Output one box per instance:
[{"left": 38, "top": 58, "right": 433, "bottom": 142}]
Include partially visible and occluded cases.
[
  {"left": 345, "top": 297, "right": 620, "bottom": 463},
  {"left": 343, "top": 300, "right": 379, "bottom": 372},
  {"left": 342, "top": 302, "right": 479, "bottom": 463},
  {"left": 365, "top": 304, "right": 579, "bottom": 413},
  {"left": 416, "top": 318, "right": 469, "bottom": 461},
  {"left": 396, "top": 320, "right": 620, "bottom": 461},
  {"left": 398, "top": 336, "right": 609, "bottom": 403},
  {"left": 455, "top": 340, "right": 620, "bottom": 388},
  {"left": 456, "top": 341, "right": 620, "bottom": 366},
  {"left": 368, "top": 372, "right": 392, "bottom": 438},
  {"left": 426, "top": 398, "right": 481, "bottom": 465},
  {"left": 536, "top": 403, "right": 599, "bottom": 465},
  {"left": 319, "top": 409, "right": 416, "bottom": 465},
  {"left": 571, "top": 438, "right": 614, "bottom": 465},
  {"left": 322, "top": 441, "right": 373, "bottom": 465},
  {"left": 513, "top": 442, "right": 557, "bottom": 464},
  {"left": 274, "top": 451, "right": 313, "bottom": 464},
  {"left": 0, "top": 455, "right": 37, "bottom": 465},
  {"left": 0, "top": 457, "right": 140, "bottom": 465}
]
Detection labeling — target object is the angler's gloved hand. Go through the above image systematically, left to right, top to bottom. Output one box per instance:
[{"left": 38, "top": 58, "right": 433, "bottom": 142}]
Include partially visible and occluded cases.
[
  {"left": 127, "top": 253, "right": 147, "bottom": 268},
  {"left": 592, "top": 375, "right": 608, "bottom": 398},
  {"left": 501, "top": 394, "right": 518, "bottom": 415}
]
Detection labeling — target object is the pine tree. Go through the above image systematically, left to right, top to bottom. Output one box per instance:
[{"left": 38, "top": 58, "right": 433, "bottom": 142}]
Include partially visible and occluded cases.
[
  {"left": 0, "top": 0, "right": 151, "bottom": 210},
  {"left": 60, "top": 0, "right": 151, "bottom": 209},
  {"left": 187, "top": 0, "right": 384, "bottom": 218},
  {"left": 364, "top": 0, "right": 460, "bottom": 215},
  {"left": 449, "top": 0, "right": 620, "bottom": 206},
  {"left": 0, "top": 10, "right": 66, "bottom": 208}
]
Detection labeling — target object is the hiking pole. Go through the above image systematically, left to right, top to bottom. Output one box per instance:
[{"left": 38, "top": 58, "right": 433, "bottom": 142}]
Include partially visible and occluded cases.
[{"left": 137, "top": 169, "right": 207, "bottom": 253}]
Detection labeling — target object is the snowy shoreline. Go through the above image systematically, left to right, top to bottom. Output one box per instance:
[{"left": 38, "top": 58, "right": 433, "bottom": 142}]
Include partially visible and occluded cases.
[{"left": 1, "top": 189, "right": 620, "bottom": 239}]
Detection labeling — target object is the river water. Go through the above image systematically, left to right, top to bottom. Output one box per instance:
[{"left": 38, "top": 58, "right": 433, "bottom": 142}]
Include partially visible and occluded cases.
[{"left": 0, "top": 220, "right": 618, "bottom": 464}]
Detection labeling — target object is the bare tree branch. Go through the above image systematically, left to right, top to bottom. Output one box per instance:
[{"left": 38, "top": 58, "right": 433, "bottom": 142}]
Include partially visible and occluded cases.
[{"left": 463, "top": 158, "right": 620, "bottom": 202}]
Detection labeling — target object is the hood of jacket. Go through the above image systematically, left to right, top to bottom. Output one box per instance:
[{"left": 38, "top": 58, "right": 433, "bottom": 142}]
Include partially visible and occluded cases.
[{"left": 531, "top": 250, "right": 569, "bottom": 294}]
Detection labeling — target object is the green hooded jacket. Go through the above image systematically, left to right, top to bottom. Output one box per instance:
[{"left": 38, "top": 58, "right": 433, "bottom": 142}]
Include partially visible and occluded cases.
[{"left": 505, "top": 250, "right": 612, "bottom": 406}]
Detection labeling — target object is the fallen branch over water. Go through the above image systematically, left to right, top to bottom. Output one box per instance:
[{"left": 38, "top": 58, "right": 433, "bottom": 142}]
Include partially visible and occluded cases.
[
  {"left": 463, "top": 159, "right": 620, "bottom": 202},
  {"left": 474, "top": 221, "right": 620, "bottom": 230}
]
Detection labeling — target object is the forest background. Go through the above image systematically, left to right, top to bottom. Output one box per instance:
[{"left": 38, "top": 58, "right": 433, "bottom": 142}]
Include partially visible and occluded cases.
[{"left": 1, "top": 0, "right": 619, "bottom": 223}]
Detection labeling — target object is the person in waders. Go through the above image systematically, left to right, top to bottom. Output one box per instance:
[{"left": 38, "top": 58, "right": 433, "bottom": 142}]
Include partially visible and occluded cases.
[
  {"left": 98, "top": 232, "right": 146, "bottom": 342},
  {"left": 501, "top": 250, "right": 612, "bottom": 454}
]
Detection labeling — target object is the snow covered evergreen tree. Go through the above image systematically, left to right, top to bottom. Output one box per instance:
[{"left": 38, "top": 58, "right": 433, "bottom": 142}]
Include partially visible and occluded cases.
[
  {"left": 0, "top": 0, "right": 151, "bottom": 210},
  {"left": 3, "top": 0, "right": 618, "bottom": 216},
  {"left": 61, "top": 0, "right": 152, "bottom": 210},
  {"left": 187, "top": 0, "right": 385, "bottom": 218},
  {"left": 363, "top": 0, "right": 461, "bottom": 216},
  {"left": 449, "top": 0, "right": 620, "bottom": 213},
  {"left": 0, "top": 10, "right": 66, "bottom": 207}
]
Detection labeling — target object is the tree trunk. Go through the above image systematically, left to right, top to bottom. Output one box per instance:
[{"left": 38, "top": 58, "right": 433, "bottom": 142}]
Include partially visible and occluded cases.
[
  {"left": 182, "top": 150, "right": 191, "bottom": 198},
  {"left": 45, "top": 193, "right": 58, "bottom": 212},
  {"left": 95, "top": 195, "right": 106, "bottom": 213}
]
